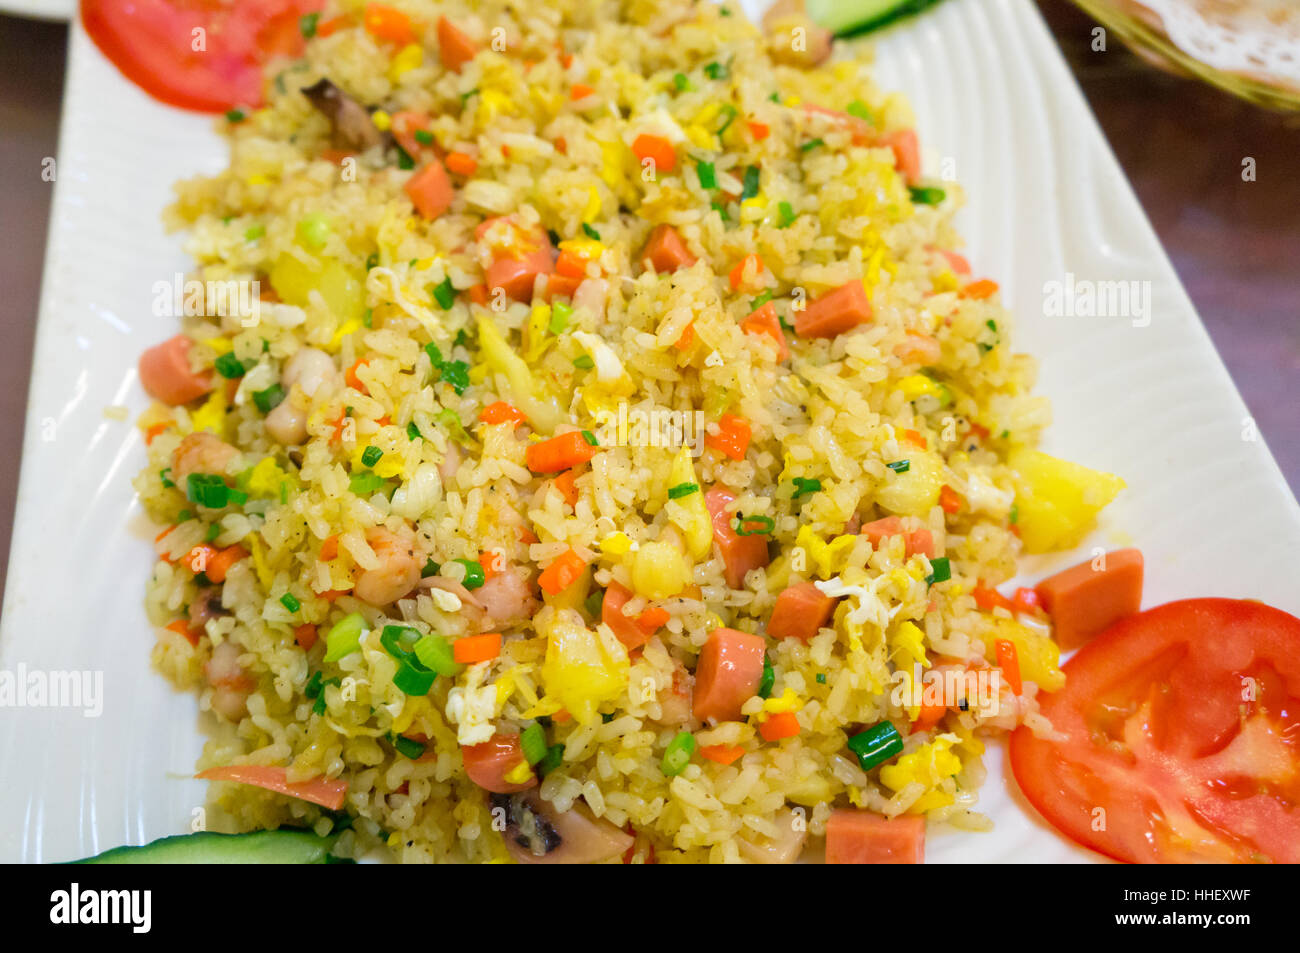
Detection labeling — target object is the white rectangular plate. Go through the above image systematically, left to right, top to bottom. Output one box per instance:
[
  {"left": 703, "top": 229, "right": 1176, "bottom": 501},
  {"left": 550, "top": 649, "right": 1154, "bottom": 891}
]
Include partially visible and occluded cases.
[{"left": 3, "top": 0, "right": 1297, "bottom": 863}]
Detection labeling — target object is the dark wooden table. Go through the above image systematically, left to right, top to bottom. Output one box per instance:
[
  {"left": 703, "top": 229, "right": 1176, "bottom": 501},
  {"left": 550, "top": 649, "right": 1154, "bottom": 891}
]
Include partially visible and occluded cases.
[{"left": 0, "top": 2, "right": 1296, "bottom": 605}]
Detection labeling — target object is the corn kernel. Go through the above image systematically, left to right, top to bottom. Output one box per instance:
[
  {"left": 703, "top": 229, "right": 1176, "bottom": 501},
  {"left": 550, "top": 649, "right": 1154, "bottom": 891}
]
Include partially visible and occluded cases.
[
  {"left": 388, "top": 43, "right": 424, "bottom": 82},
  {"left": 371, "top": 110, "right": 392, "bottom": 131}
]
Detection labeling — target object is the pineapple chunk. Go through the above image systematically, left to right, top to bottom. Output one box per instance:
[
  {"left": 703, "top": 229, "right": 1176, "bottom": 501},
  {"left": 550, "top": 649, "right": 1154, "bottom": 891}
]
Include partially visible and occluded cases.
[
  {"left": 268, "top": 254, "right": 365, "bottom": 326},
  {"left": 665, "top": 448, "right": 713, "bottom": 561},
  {"left": 1007, "top": 448, "right": 1124, "bottom": 553},
  {"left": 875, "top": 450, "right": 945, "bottom": 516},
  {"left": 537, "top": 610, "right": 629, "bottom": 724}
]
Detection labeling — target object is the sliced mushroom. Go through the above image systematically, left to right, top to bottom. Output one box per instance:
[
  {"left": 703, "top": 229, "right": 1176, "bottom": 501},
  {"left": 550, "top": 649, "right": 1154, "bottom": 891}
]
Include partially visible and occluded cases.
[
  {"left": 302, "top": 78, "right": 382, "bottom": 152},
  {"left": 188, "top": 586, "right": 230, "bottom": 630},
  {"left": 493, "top": 793, "right": 633, "bottom": 864}
]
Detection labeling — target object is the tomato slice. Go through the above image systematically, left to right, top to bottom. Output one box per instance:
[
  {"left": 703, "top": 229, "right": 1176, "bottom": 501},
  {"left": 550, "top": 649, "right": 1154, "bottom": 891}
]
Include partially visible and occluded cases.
[
  {"left": 82, "top": 0, "right": 324, "bottom": 113},
  {"left": 1010, "top": 598, "right": 1300, "bottom": 863}
]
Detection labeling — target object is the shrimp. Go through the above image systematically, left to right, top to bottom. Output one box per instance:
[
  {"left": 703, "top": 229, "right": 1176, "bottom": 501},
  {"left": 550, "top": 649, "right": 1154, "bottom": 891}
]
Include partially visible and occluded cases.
[
  {"left": 265, "top": 397, "right": 308, "bottom": 445},
  {"left": 173, "top": 431, "right": 239, "bottom": 484},
  {"left": 353, "top": 527, "right": 422, "bottom": 606},
  {"left": 474, "top": 567, "right": 539, "bottom": 629},
  {"left": 205, "top": 639, "right": 253, "bottom": 721},
  {"left": 651, "top": 658, "right": 693, "bottom": 726}
]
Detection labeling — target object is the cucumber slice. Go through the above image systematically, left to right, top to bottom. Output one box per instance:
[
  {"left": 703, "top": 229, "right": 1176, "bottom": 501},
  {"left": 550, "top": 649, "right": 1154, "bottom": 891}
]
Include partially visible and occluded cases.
[
  {"left": 805, "top": 0, "right": 947, "bottom": 37},
  {"left": 70, "top": 830, "right": 347, "bottom": 865}
]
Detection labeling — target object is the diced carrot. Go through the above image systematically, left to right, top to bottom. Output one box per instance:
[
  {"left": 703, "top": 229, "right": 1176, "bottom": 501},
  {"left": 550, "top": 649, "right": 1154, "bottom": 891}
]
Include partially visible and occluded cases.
[
  {"left": 364, "top": 3, "right": 417, "bottom": 46},
  {"left": 315, "top": 15, "right": 348, "bottom": 37},
  {"left": 436, "top": 15, "right": 477, "bottom": 71},
  {"left": 570, "top": 83, "right": 596, "bottom": 100},
  {"left": 801, "top": 103, "right": 873, "bottom": 145},
  {"left": 389, "top": 109, "right": 434, "bottom": 158},
  {"left": 746, "top": 120, "right": 770, "bottom": 141},
  {"left": 885, "top": 128, "right": 921, "bottom": 184},
  {"left": 631, "top": 133, "right": 677, "bottom": 173},
  {"left": 554, "top": 136, "right": 567, "bottom": 155},
  {"left": 319, "top": 148, "right": 354, "bottom": 165},
  {"left": 445, "top": 151, "right": 478, "bottom": 176},
  {"left": 405, "top": 159, "right": 455, "bottom": 220},
  {"left": 640, "top": 224, "right": 696, "bottom": 273},
  {"left": 484, "top": 225, "right": 556, "bottom": 302},
  {"left": 555, "top": 248, "right": 590, "bottom": 279},
  {"left": 937, "top": 248, "right": 971, "bottom": 275},
  {"left": 728, "top": 254, "right": 764, "bottom": 292},
  {"left": 545, "top": 273, "right": 583, "bottom": 301},
  {"left": 959, "top": 279, "right": 999, "bottom": 300},
  {"left": 795, "top": 280, "right": 872, "bottom": 339},
  {"left": 467, "top": 283, "right": 489, "bottom": 305},
  {"left": 740, "top": 301, "right": 789, "bottom": 360},
  {"left": 673, "top": 322, "right": 696, "bottom": 351},
  {"left": 139, "top": 335, "right": 213, "bottom": 405},
  {"left": 345, "top": 358, "right": 369, "bottom": 393},
  {"left": 479, "top": 401, "right": 527, "bottom": 427},
  {"left": 705, "top": 414, "right": 751, "bottom": 461},
  {"left": 967, "top": 421, "right": 991, "bottom": 442},
  {"left": 144, "top": 422, "right": 171, "bottom": 445},
  {"left": 901, "top": 429, "right": 927, "bottom": 449},
  {"left": 525, "top": 430, "right": 598, "bottom": 473},
  {"left": 553, "top": 469, "right": 580, "bottom": 506},
  {"left": 939, "top": 484, "right": 964, "bottom": 514},
  {"left": 704, "top": 485, "right": 770, "bottom": 589},
  {"left": 860, "top": 517, "right": 930, "bottom": 559},
  {"left": 518, "top": 526, "right": 539, "bottom": 545},
  {"left": 320, "top": 535, "right": 340, "bottom": 561},
  {"left": 184, "top": 544, "right": 217, "bottom": 577},
  {"left": 204, "top": 545, "right": 247, "bottom": 584},
  {"left": 1034, "top": 548, "right": 1144, "bottom": 650},
  {"left": 538, "top": 549, "right": 587, "bottom": 596},
  {"left": 480, "top": 550, "right": 502, "bottom": 581},
  {"left": 602, "top": 581, "right": 654, "bottom": 650},
  {"left": 768, "top": 581, "right": 838, "bottom": 642},
  {"left": 972, "top": 585, "right": 1013, "bottom": 613},
  {"left": 1011, "top": 586, "right": 1043, "bottom": 616},
  {"left": 319, "top": 589, "right": 350, "bottom": 602},
  {"left": 637, "top": 606, "right": 670, "bottom": 631},
  {"left": 166, "top": 618, "right": 201, "bottom": 647},
  {"left": 294, "top": 623, "right": 318, "bottom": 651},
  {"left": 691, "top": 627, "right": 766, "bottom": 723},
  {"left": 453, "top": 632, "right": 502, "bottom": 664},
  {"left": 995, "top": 639, "right": 1022, "bottom": 695},
  {"left": 911, "top": 698, "right": 947, "bottom": 733},
  {"left": 551, "top": 709, "right": 572, "bottom": 724},
  {"left": 758, "top": 710, "right": 800, "bottom": 741},
  {"left": 462, "top": 734, "right": 536, "bottom": 793},
  {"left": 699, "top": 744, "right": 745, "bottom": 766},
  {"left": 195, "top": 764, "right": 348, "bottom": 810},
  {"left": 825, "top": 810, "right": 925, "bottom": 864}
]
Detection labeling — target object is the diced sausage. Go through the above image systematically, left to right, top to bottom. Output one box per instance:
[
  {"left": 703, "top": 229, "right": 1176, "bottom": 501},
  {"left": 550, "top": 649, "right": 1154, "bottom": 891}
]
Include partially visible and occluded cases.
[
  {"left": 437, "top": 16, "right": 478, "bottom": 72},
  {"left": 885, "top": 128, "right": 921, "bottom": 185},
  {"left": 405, "top": 159, "right": 454, "bottom": 220},
  {"left": 640, "top": 224, "right": 696, "bottom": 273},
  {"left": 795, "top": 280, "right": 872, "bottom": 339},
  {"left": 740, "top": 301, "right": 789, "bottom": 360},
  {"left": 139, "top": 334, "right": 212, "bottom": 405},
  {"left": 704, "top": 486, "right": 770, "bottom": 589},
  {"left": 861, "top": 516, "right": 931, "bottom": 559},
  {"left": 1035, "top": 548, "right": 1144, "bottom": 650},
  {"left": 601, "top": 581, "right": 655, "bottom": 650},
  {"left": 767, "top": 581, "right": 838, "bottom": 642},
  {"left": 692, "top": 627, "right": 765, "bottom": 723},
  {"left": 462, "top": 734, "right": 537, "bottom": 794},
  {"left": 825, "top": 810, "right": 925, "bottom": 864}
]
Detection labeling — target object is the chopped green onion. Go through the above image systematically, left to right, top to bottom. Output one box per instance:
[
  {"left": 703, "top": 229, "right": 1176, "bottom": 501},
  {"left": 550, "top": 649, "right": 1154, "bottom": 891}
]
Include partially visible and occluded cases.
[
  {"left": 299, "top": 11, "right": 319, "bottom": 37},
  {"left": 703, "top": 61, "right": 729, "bottom": 80},
  {"left": 673, "top": 72, "right": 692, "bottom": 92},
  {"left": 460, "top": 88, "right": 479, "bottom": 104},
  {"left": 768, "top": 91, "right": 781, "bottom": 103},
  {"left": 846, "top": 100, "right": 873, "bottom": 122},
  {"left": 716, "top": 104, "right": 738, "bottom": 136},
  {"left": 225, "top": 109, "right": 245, "bottom": 123},
  {"left": 414, "top": 129, "right": 434, "bottom": 146},
  {"left": 799, "top": 138, "right": 824, "bottom": 152},
  {"left": 395, "top": 146, "right": 415, "bottom": 170},
  {"left": 696, "top": 160, "right": 717, "bottom": 190},
  {"left": 740, "top": 165, "right": 760, "bottom": 200},
  {"left": 908, "top": 186, "right": 946, "bottom": 206},
  {"left": 777, "top": 201, "right": 797, "bottom": 228},
  {"left": 296, "top": 212, "right": 331, "bottom": 250},
  {"left": 581, "top": 223, "right": 601, "bottom": 241},
  {"left": 244, "top": 224, "right": 265, "bottom": 241},
  {"left": 365, "top": 252, "right": 379, "bottom": 270},
  {"left": 431, "top": 276, "right": 456, "bottom": 310},
  {"left": 751, "top": 289, "right": 774, "bottom": 309},
  {"left": 549, "top": 301, "right": 572, "bottom": 334},
  {"left": 424, "top": 342, "right": 443, "bottom": 366},
  {"left": 214, "top": 353, "right": 248, "bottom": 381},
  {"left": 573, "top": 355, "right": 595, "bottom": 370},
  {"left": 440, "top": 360, "right": 470, "bottom": 395},
  {"left": 253, "top": 384, "right": 286, "bottom": 413},
  {"left": 436, "top": 408, "right": 471, "bottom": 446},
  {"left": 407, "top": 421, "right": 422, "bottom": 441},
  {"left": 581, "top": 430, "right": 598, "bottom": 446},
  {"left": 361, "top": 445, "right": 383, "bottom": 467},
  {"left": 887, "top": 459, "right": 911, "bottom": 473},
  {"left": 160, "top": 468, "right": 175, "bottom": 489},
  {"left": 348, "top": 471, "right": 388, "bottom": 496},
  {"left": 187, "top": 473, "right": 230, "bottom": 509},
  {"left": 791, "top": 477, "right": 821, "bottom": 499},
  {"left": 668, "top": 482, "right": 700, "bottom": 499},
  {"left": 1008, "top": 504, "right": 1019, "bottom": 526},
  {"left": 175, "top": 509, "right": 194, "bottom": 522},
  {"left": 734, "top": 513, "right": 775, "bottom": 536},
  {"left": 205, "top": 521, "right": 222, "bottom": 542},
  {"left": 925, "top": 557, "right": 951, "bottom": 586},
  {"left": 421, "top": 558, "right": 440, "bottom": 578},
  {"left": 455, "top": 558, "right": 485, "bottom": 590},
  {"left": 583, "top": 588, "right": 604, "bottom": 618},
  {"left": 280, "top": 593, "right": 301, "bottom": 613},
  {"left": 323, "top": 612, "right": 367, "bottom": 663},
  {"left": 413, "top": 633, "right": 462, "bottom": 677},
  {"left": 393, "top": 658, "right": 436, "bottom": 696},
  {"left": 758, "top": 659, "right": 775, "bottom": 699},
  {"left": 816, "top": 673, "right": 827, "bottom": 684},
  {"left": 847, "top": 721, "right": 903, "bottom": 771},
  {"left": 520, "top": 723, "right": 548, "bottom": 765},
  {"left": 660, "top": 730, "right": 696, "bottom": 776},
  {"left": 393, "top": 735, "right": 425, "bottom": 759},
  {"left": 537, "top": 743, "right": 565, "bottom": 777}
]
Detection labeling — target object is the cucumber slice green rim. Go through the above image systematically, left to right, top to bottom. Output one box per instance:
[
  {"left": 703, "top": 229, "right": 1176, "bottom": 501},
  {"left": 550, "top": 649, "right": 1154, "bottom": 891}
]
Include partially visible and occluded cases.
[{"left": 68, "top": 829, "right": 350, "bottom": 865}]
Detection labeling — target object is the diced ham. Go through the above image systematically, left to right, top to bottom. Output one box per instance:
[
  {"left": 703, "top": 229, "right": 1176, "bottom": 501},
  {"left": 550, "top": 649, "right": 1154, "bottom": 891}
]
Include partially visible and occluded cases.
[
  {"left": 437, "top": 16, "right": 478, "bottom": 72},
  {"left": 885, "top": 128, "right": 921, "bottom": 185},
  {"left": 405, "top": 159, "right": 454, "bottom": 219},
  {"left": 478, "top": 220, "right": 556, "bottom": 302},
  {"left": 640, "top": 224, "right": 696, "bottom": 273},
  {"left": 795, "top": 280, "right": 872, "bottom": 339},
  {"left": 740, "top": 301, "right": 789, "bottom": 360},
  {"left": 139, "top": 334, "right": 212, "bottom": 405},
  {"left": 704, "top": 486, "right": 770, "bottom": 589},
  {"left": 861, "top": 516, "right": 932, "bottom": 558},
  {"left": 1035, "top": 548, "right": 1144, "bottom": 650},
  {"left": 601, "top": 581, "right": 656, "bottom": 651},
  {"left": 768, "top": 581, "right": 838, "bottom": 642},
  {"left": 692, "top": 627, "right": 766, "bottom": 723},
  {"left": 462, "top": 734, "right": 537, "bottom": 794},
  {"left": 825, "top": 810, "right": 925, "bottom": 864}
]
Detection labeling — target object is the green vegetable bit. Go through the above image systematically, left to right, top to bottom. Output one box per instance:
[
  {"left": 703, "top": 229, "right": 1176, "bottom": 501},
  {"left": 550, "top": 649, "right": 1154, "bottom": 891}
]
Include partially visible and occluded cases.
[
  {"left": 299, "top": 12, "right": 319, "bottom": 37},
  {"left": 704, "top": 61, "right": 729, "bottom": 80},
  {"left": 673, "top": 72, "right": 692, "bottom": 91},
  {"left": 696, "top": 160, "right": 717, "bottom": 190},
  {"left": 740, "top": 165, "right": 761, "bottom": 200},
  {"left": 908, "top": 186, "right": 946, "bottom": 206},
  {"left": 777, "top": 201, "right": 797, "bottom": 228},
  {"left": 581, "top": 223, "right": 601, "bottom": 240},
  {"left": 431, "top": 276, "right": 456, "bottom": 310},
  {"left": 573, "top": 355, "right": 595, "bottom": 370},
  {"left": 253, "top": 384, "right": 286, "bottom": 413},
  {"left": 407, "top": 421, "right": 422, "bottom": 441},
  {"left": 361, "top": 445, "right": 383, "bottom": 467},
  {"left": 887, "top": 459, "right": 911, "bottom": 473},
  {"left": 348, "top": 471, "right": 388, "bottom": 496},
  {"left": 187, "top": 473, "right": 231, "bottom": 509},
  {"left": 791, "top": 477, "right": 821, "bottom": 499},
  {"left": 667, "top": 482, "right": 700, "bottom": 499},
  {"left": 734, "top": 513, "right": 775, "bottom": 536},
  {"left": 925, "top": 556, "right": 951, "bottom": 586},
  {"left": 455, "top": 558, "right": 486, "bottom": 590},
  {"left": 280, "top": 593, "right": 300, "bottom": 613},
  {"left": 323, "top": 612, "right": 367, "bottom": 663},
  {"left": 413, "top": 634, "right": 463, "bottom": 677},
  {"left": 758, "top": 659, "right": 776, "bottom": 699},
  {"left": 848, "top": 721, "right": 903, "bottom": 771},
  {"left": 520, "top": 723, "right": 548, "bottom": 765},
  {"left": 660, "top": 731, "right": 697, "bottom": 776},
  {"left": 393, "top": 735, "right": 425, "bottom": 759},
  {"left": 537, "top": 743, "right": 565, "bottom": 777}
]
